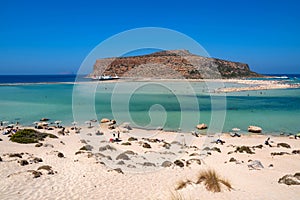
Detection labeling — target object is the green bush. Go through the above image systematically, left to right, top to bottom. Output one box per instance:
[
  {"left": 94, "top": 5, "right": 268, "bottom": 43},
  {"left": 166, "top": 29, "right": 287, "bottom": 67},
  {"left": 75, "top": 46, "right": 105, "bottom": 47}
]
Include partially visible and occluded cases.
[{"left": 10, "top": 129, "right": 57, "bottom": 144}]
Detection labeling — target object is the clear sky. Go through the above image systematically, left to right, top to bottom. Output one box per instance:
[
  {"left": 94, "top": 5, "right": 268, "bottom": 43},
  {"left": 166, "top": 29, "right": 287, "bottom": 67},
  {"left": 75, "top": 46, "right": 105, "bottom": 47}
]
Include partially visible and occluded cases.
[{"left": 0, "top": 0, "right": 299, "bottom": 75}]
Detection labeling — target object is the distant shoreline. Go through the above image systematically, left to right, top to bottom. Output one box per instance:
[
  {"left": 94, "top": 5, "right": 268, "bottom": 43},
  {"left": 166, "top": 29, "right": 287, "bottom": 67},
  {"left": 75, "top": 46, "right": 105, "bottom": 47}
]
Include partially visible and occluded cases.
[{"left": 1, "top": 78, "right": 299, "bottom": 93}]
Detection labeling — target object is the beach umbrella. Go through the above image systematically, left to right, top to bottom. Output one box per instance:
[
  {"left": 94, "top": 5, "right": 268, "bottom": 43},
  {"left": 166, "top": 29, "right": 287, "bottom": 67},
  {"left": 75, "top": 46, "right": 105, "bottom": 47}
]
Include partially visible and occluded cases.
[{"left": 232, "top": 128, "right": 241, "bottom": 132}]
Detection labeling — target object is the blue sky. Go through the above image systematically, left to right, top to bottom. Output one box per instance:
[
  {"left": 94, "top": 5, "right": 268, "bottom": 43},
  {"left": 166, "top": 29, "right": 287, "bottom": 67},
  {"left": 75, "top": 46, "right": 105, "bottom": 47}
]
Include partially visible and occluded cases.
[{"left": 0, "top": 0, "right": 299, "bottom": 74}]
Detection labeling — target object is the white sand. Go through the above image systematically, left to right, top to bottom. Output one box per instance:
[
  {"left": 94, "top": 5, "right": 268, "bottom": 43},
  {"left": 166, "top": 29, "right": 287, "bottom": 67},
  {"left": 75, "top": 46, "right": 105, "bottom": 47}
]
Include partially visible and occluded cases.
[{"left": 0, "top": 125, "right": 300, "bottom": 200}]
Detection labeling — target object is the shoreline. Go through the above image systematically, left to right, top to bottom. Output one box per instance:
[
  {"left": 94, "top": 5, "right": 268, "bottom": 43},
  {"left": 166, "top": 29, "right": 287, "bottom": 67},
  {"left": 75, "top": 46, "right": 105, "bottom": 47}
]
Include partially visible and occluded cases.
[{"left": 0, "top": 78, "right": 299, "bottom": 93}]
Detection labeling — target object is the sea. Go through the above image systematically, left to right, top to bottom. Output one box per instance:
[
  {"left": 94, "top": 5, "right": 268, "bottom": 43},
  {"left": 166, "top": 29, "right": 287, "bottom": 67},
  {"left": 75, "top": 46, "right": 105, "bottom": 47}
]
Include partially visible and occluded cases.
[{"left": 0, "top": 74, "right": 299, "bottom": 135}]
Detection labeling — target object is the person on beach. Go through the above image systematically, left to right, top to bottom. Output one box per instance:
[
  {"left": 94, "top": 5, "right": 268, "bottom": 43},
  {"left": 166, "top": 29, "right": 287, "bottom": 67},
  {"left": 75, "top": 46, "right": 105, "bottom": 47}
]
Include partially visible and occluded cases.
[
  {"left": 117, "top": 131, "right": 120, "bottom": 139},
  {"left": 230, "top": 132, "right": 241, "bottom": 137},
  {"left": 264, "top": 137, "right": 272, "bottom": 147},
  {"left": 216, "top": 138, "right": 225, "bottom": 145}
]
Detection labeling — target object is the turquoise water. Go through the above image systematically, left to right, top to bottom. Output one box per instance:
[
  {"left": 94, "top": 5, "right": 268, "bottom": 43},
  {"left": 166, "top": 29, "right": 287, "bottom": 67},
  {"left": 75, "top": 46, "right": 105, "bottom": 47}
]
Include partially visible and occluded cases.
[{"left": 0, "top": 80, "right": 299, "bottom": 134}]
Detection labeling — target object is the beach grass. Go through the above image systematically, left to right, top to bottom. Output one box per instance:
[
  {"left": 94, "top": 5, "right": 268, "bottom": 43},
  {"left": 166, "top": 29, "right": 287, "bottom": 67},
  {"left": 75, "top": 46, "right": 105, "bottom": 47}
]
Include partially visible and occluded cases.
[{"left": 196, "top": 169, "right": 232, "bottom": 192}]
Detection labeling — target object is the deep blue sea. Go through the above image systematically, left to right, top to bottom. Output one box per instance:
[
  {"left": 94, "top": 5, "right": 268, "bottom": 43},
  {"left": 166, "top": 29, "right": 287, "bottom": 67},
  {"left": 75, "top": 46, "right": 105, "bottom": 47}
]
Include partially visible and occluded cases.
[
  {"left": 0, "top": 74, "right": 299, "bottom": 134},
  {"left": 250, "top": 74, "right": 300, "bottom": 84},
  {"left": 0, "top": 75, "right": 87, "bottom": 84}
]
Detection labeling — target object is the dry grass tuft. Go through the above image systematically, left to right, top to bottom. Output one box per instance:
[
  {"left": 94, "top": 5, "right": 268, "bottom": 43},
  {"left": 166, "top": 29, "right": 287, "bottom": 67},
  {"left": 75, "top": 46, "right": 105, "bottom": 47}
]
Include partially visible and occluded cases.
[
  {"left": 196, "top": 169, "right": 232, "bottom": 192},
  {"left": 175, "top": 179, "right": 192, "bottom": 190},
  {"left": 170, "top": 190, "right": 188, "bottom": 200}
]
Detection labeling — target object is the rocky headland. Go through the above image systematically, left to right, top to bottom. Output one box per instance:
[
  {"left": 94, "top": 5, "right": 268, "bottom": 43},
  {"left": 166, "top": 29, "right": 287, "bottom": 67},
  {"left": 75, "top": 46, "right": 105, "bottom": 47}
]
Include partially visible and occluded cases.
[{"left": 89, "top": 50, "right": 262, "bottom": 79}]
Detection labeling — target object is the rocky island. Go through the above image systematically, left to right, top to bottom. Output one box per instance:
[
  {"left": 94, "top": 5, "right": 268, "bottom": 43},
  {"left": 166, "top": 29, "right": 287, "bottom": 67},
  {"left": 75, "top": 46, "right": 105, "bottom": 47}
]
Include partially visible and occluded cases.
[{"left": 89, "top": 50, "right": 262, "bottom": 79}]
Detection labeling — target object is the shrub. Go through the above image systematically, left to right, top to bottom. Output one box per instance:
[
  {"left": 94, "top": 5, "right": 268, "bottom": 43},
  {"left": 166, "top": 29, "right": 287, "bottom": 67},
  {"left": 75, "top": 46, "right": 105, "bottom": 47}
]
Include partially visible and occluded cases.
[
  {"left": 10, "top": 129, "right": 57, "bottom": 144},
  {"left": 48, "top": 134, "right": 58, "bottom": 139},
  {"left": 128, "top": 137, "right": 138, "bottom": 141},
  {"left": 121, "top": 142, "right": 131, "bottom": 145},
  {"left": 142, "top": 142, "right": 151, "bottom": 148},
  {"left": 35, "top": 143, "right": 43, "bottom": 147},
  {"left": 277, "top": 143, "right": 291, "bottom": 149},
  {"left": 253, "top": 144, "right": 263, "bottom": 149},
  {"left": 80, "top": 145, "right": 93, "bottom": 151},
  {"left": 99, "top": 145, "right": 116, "bottom": 151},
  {"left": 235, "top": 146, "right": 254, "bottom": 154},
  {"left": 211, "top": 147, "right": 221, "bottom": 153},
  {"left": 292, "top": 150, "right": 300, "bottom": 154},
  {"left": 9, "top": 153, "right": 22, "bottom": 158},
  {"left": 116, "top": 153, "right": 130, "bottom": 160},
  {"left": 19, "top": 160, "right": 29, "bottom": 166},
  {"left": 37, "top": 165, "right": 52, "bottom": 171},
  {"left": 31, "top": 170, "right": 42, "bottom": 178}
]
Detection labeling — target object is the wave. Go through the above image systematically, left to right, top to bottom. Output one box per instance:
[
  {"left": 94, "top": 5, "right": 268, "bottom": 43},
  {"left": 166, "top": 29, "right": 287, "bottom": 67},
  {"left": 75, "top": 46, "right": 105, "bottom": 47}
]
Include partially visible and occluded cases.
[{"left": 274, "top": 76, "right": 289, "bottom": 79}]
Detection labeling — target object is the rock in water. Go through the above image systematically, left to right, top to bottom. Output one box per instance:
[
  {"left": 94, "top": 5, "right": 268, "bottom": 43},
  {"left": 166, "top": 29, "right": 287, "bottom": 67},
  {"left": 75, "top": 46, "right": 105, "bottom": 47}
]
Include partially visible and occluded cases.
[
  {"left": 100, "top": 118, "right": 110, "bottom": 123},
  {"left": 196, "top": 123, "right": 207, "bottom": 130},
  {"left": 248, "top": 126, "right": 262, "bottom": 133}
]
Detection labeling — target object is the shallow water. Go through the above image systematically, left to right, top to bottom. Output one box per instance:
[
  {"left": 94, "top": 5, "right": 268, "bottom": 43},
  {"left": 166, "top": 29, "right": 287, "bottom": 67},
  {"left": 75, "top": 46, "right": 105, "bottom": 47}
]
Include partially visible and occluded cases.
[{"left": 0, "top": 78, "right": 299, "bottom": 135}]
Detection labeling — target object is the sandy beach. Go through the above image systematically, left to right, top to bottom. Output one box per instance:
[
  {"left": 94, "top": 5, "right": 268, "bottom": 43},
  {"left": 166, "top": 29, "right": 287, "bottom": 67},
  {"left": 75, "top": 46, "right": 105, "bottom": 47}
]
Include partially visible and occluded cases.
[
  {"left": 77, "top": 78, "right": 300, "bottom": 93},
  {"left": 1, "top": 122, "right": 299, "bottom": 200}
]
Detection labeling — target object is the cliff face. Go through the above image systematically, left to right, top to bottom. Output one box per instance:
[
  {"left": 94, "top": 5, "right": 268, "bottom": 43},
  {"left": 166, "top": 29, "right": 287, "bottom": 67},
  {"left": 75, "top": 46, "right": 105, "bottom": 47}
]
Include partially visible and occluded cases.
[{"left": 90, "top": 50, "right": 261, "bottom": 79}]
